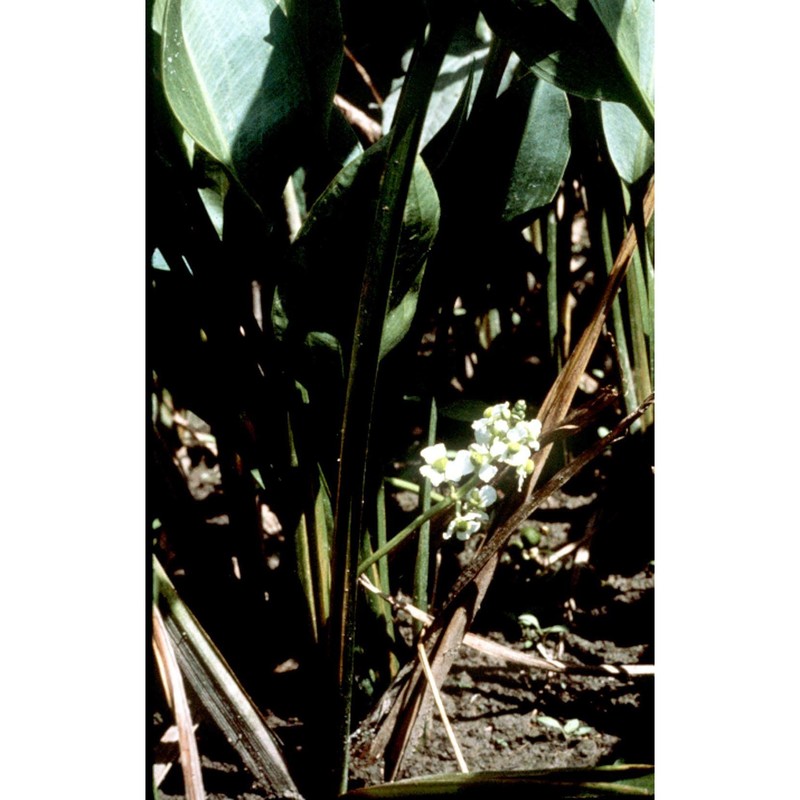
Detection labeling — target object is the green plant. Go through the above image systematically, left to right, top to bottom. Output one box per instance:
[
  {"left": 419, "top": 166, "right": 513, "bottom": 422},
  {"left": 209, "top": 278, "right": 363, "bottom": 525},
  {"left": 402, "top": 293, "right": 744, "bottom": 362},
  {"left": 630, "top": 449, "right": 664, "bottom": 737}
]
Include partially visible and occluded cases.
[
  {"left": 149, "top": 0, "right": 654, "bottom": 797},
  {"left": 518, "top": 613, "right": 569, "bottom": 652},
  {"left": 535, "top": 715, "right": 596, "bottom": 740}
]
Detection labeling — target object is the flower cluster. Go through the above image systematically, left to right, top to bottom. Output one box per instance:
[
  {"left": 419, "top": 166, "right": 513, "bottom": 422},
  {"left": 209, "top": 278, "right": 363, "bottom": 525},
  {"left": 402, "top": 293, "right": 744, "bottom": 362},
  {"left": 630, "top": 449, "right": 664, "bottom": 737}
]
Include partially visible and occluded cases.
[{"left": 419, "top": 400, "right": 542, "bottom": 541}]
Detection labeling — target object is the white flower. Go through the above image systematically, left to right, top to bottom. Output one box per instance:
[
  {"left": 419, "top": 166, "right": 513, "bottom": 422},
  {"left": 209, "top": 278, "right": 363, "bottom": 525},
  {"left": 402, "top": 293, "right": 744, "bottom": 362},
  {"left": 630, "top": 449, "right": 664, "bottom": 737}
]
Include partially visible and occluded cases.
[
  {"left": 484, "top": 402, "right": 511, "bottom": 420},
  {"left": 471, "top": 417, "right": 492, "bottom": 445},
  {"left": 507, "top": 419, "right": 541, "bottom": 451},
  {"left": 492, "top": 439, "right": 531, "bottom": 468},
  {"left": 419, "top": 443, "right": 450, "bottom": 487},
  {"left": 421, "top": 443, "right": 447, "bottom": 463},
  {"left": 468, "top": 443, "right": 497, "bottom": 482},
  {"left": 446, "top": 449, "right": 475, "bottom": 483},
  {"left": 515, "top": 458, "right": 535, "bottom": 490},
  {"left": 467, "top": 484, "right": 497, "bottom": 510},
  {"left": 444, "top": 510, "right": 488, "bottom": 541}
]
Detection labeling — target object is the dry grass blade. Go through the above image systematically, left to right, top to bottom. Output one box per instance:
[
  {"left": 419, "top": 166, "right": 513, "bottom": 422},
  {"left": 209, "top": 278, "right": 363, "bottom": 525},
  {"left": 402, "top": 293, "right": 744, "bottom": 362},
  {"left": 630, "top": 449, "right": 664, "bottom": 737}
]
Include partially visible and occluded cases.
[
  {"left": 535, "top": 177, "right": 654, "bottom": 436},
  {"left": 365, "top": 180, "right": 655, "bottom": 780},
  {"left": 443, "top": 395, "right": 653, "bottom": 610},
  {"left": 368, "top": 396, "right": 652, "bottom": 779},
  {"left": 153, "top": 557, "right": 303, "bottom": 799},
  {"left": 153, "top": 603, "right": 206, "bottom": 800},
  {"left": 153, "top": 723, "right": 200, "bottom": 788}
]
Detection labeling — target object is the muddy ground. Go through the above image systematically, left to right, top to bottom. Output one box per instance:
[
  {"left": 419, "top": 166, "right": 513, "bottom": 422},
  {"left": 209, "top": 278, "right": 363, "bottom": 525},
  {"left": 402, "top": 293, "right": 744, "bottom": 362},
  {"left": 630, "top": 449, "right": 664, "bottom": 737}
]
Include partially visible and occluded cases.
[{"left": 154, "top": 448, "right": 654, "bottom": 800}]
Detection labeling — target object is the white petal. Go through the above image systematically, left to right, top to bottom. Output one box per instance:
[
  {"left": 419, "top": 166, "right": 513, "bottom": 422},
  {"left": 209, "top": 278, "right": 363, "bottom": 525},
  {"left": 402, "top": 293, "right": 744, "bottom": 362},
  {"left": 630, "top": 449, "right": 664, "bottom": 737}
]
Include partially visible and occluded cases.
[
  {"left": 472, "top": 419, "right": 492, "bottom": 445},
  {"left": 490, "top": 440, "right": 507, "bottom": 458},
  {"left": 421, "top": 443, "right": 447, "bottom": 464},
  {"left": 502, "top": 444, "right": 531, "bottom": 467},
  {"left": 446, "top": 450, "right": 474, "bottom": 482},
  {"left": 478, "top": 462, "right": 498, "bottom": 482},
  {"left": 420, "top": 465, "right": 446, "bottom": 487},
  {"left": 478, "top": 485, "right": 497, "bottom": 507},
  {"left": 456, "top": 518, "right": 481, "bottom": 540}
]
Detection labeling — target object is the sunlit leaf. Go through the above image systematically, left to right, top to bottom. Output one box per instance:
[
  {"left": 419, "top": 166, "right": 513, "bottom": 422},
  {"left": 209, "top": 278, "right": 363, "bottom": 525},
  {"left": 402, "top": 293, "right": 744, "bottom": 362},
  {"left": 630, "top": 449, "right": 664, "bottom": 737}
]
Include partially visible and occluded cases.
[
  {"left": 161, "top": 0, "right": 308, "bottom": 199},
  {"left": 596, "top": 0, "right": 654, "bottom": 182},
  {"left": 502, "top": 76, "right": 571, "bottom": 222},
  {"left": 602, "top": 102, "right": 653, "bottom": 184}
]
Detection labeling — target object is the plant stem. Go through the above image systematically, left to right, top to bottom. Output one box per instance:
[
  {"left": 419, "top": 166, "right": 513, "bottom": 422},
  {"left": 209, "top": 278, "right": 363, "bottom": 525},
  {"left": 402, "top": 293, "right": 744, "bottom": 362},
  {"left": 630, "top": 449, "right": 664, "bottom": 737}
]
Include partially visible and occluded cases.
[
  {"left": 327, "top": 5, "right": 459, "bottom": 794},
  {"left": 600, "top": 208, "right": 637, "bottom": 419},
  {"left": 414, "top": 397, "right": 437, "bottom": 633},
  {"left": 357, "top": 472, "right": 482, "bottom": 577},
  {"left": 385, "top": 476, "right": 445, "bottom": 502}
]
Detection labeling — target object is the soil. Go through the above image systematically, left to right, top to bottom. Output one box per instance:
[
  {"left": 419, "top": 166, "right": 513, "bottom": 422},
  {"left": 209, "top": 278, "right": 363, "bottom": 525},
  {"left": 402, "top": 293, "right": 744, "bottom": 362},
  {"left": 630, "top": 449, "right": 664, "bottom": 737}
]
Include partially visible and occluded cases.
[{"left": 154, "top": 445, "right": 654, "bottom": 800}]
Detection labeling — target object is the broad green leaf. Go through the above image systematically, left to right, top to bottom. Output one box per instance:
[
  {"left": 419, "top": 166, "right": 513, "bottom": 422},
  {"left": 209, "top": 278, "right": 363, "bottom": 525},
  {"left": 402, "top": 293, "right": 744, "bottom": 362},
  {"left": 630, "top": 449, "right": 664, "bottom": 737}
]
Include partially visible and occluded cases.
[
  {"left": 161, "top": 0, "right": 308, "bottom": 198},
  {"left": 481, "top": 0, "right": 654, "bottom": 137},
  {"left": 587, "top": 0, "right": 654, "bottom": 109},
  {"left": 596, "top": 0, "right": 654, "bottom": 183},
  {"left": 502, "top": 77, "right": 571, "bottom": 222},
  {"left": 602, "top": 102, "right": 653, "bottom": 183},
  {"left": 273, "top": 139, "right": 440, "bottom": 361},
  {"left": 193, "top": 148, "right": 230, "bottom": 239},
  {"left": 439, "top": 398, "right": 495, "bottom": 423}
]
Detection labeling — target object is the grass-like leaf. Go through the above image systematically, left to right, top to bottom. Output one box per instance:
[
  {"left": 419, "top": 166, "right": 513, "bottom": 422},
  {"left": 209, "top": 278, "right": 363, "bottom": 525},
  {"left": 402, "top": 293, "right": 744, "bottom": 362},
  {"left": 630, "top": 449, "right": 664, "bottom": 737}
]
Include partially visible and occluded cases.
[
  {"left": 327, "top": 5, "right": 458, "bottom": 793},
  {"left": 153, "top": 557, "right": 302, "bottom": 799},
  {"left": 152, "top": 604, "right": 206, "bottom": 800},
  {"left": 343, "top": 765, "right": 654, "bottom": 797}
]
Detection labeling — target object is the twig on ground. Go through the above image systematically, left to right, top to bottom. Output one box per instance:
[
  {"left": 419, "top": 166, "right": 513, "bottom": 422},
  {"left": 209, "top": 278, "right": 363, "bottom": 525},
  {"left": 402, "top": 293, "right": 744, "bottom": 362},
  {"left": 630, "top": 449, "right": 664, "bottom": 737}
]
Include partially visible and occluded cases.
[
  {"left": 344, "top": 45, "right": 384, "bottom": 106},
  {"left": 334, "top": 94, "right": 383, "bottom": 143},
  {"left": 358, "top": 576, "right": 654, "bottom": 679},
  {"left": 417, "top": 642, "right": 469, "bottom": 773}
]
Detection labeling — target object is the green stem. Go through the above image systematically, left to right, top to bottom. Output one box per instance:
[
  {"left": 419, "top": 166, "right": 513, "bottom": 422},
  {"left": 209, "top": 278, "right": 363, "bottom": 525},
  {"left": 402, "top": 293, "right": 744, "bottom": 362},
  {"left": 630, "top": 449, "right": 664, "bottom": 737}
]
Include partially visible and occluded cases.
[
  {"left": 327, "top": 6, "right": 460, "bottom": 794},
  {"left": 620, "top": 183, "right": 653, "bottom": 430},
  {"left": 546, "top": 208, "right": 560, "bottom": 370},
  {"left": 600, "top": 209, "right": 637, "bottom": 419},
  {"left": 414, "top": 397, "right": 437, "bottom": 633},
  {"left": 357, "top": 472, "right": 482, "bottom": 576},
  {"left": 385, "top": 476, "right": 445, "bottom": 502},
  {"left": 373, "top": 482, "right": 399, "bottom": 676}
]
